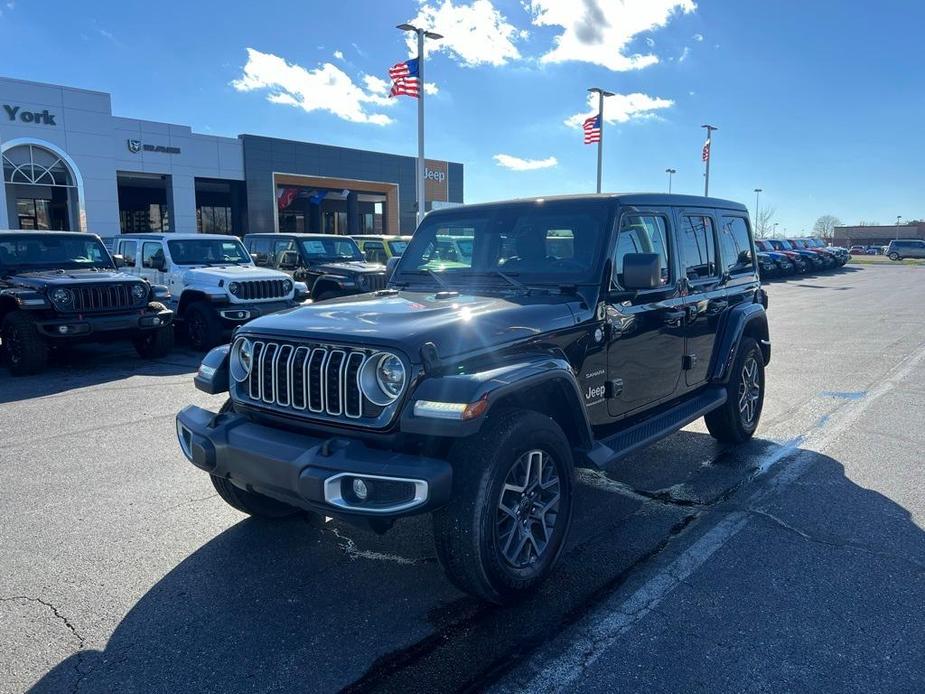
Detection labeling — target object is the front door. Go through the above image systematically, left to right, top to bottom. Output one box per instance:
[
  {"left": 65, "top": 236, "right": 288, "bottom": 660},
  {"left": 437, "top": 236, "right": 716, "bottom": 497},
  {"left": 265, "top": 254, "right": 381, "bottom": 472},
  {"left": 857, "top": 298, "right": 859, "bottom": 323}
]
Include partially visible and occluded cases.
[
  {"left": 606, "top": 209, "right": 685, "bottom": 418},
  {"left": 677, "top": 211, "right": 726, "bottom": 388}
]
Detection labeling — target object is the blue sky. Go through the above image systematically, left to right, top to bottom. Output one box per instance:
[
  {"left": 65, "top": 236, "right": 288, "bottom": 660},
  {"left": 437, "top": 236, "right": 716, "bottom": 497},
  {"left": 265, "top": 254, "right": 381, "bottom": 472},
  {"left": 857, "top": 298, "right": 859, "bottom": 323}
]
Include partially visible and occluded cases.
[{"left": 1, "top": 0, "right": 922, "bottom": 233}]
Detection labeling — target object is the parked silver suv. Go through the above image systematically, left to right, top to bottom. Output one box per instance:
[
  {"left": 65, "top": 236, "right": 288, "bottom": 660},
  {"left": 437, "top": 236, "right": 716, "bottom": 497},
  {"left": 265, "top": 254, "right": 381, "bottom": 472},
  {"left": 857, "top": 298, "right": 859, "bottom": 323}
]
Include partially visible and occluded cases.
[{"left": 886, "top": 239, "right": 925, "bottom": 261}]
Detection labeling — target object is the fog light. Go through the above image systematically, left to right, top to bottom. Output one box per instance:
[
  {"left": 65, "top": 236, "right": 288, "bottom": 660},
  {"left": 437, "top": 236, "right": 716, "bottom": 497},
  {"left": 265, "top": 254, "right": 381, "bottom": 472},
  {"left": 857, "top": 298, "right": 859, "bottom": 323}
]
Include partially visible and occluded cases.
[
  {"left": 57, "top": 325, "right": 69, "bottom": 334},
  {"left": 352, "top": 478, "right": 369, "bottom": 501}
]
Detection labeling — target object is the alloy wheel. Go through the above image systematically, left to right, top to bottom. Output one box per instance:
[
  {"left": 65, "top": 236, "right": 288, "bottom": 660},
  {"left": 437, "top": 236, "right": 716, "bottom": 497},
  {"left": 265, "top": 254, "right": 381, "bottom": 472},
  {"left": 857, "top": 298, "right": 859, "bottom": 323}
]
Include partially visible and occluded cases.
[
  {"left": 738, "top": 356, "right": 761, "bottom": 425},
  {"left": 495, "top": 449, "right": 561, "bottom": 569}
]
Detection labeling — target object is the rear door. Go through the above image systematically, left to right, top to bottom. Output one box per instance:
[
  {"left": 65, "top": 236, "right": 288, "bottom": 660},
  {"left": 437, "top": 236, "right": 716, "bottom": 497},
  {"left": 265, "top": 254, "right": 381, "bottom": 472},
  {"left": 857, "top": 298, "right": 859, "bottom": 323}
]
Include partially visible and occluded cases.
[
  {"left": 606, "top": 208, "right": 685, "bottom": 418},
  {"left": 677, "top": 209, "right": 726, "bottom": 388},
  {"left": 140, "top": 241, "right": 168, "bottom": 287}
]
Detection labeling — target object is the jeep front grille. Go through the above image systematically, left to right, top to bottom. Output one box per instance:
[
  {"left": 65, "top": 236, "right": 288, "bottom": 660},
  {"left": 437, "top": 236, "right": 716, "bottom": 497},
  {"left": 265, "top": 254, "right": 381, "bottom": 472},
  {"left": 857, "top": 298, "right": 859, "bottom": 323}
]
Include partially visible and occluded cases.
[
  {"left": 365, "top": 273, "right": 388, "bottom": 292},
  {"left": 237, "top": 279, "right": 289, "bottom": 301},
  {"left": 69, "top": 284, "right": 142, "bottom": 313},
  {"left": 242, "top": 340, "right": 378, "bottom": 421}
]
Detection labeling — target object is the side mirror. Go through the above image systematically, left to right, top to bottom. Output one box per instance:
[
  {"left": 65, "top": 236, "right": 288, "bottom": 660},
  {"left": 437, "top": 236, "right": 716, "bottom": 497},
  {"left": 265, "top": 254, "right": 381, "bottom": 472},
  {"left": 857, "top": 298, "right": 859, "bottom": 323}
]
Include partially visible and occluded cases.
[
  {"left": 279, "top": 250, "right": 300, "bottom": 270},
  {"left": 252, "top": 252, "right": 268, "bottom": 267},
  {"left": 112, "top": 253, "right": 126, "bottom": 268},
  {"left": 621, "top": 253, "right": 662, "bottom": 291},
  {"left": 385, "top": 256, "right": 400, "bottom": 281}
]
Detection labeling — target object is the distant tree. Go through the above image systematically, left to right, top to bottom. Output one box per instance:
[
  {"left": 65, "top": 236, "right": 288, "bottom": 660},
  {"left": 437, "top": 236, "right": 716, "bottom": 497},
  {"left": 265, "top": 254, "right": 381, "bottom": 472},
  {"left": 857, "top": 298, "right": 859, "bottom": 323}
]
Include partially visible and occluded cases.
[
  {"left": 755, "top": 206, "right": 776, "bottom": 238},
  {"left": 812, "top": 215, "right": 842, "bottom": 239},
  {"left": 857, "top": 220, "right": 880, "bottom": 227}
]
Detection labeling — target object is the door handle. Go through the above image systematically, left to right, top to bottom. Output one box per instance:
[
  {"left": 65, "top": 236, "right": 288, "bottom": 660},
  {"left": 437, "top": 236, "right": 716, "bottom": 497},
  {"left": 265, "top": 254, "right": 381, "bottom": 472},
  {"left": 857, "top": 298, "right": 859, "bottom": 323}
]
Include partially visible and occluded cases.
[{"left": 708, "top": 300, "right": 728, "bottom": 314}]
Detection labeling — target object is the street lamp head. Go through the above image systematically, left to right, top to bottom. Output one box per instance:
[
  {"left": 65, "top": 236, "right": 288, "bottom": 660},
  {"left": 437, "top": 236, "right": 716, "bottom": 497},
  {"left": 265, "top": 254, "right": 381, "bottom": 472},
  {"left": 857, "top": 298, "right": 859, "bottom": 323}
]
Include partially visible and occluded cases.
[
  {"left": 396, "top": 23, "right": 418, "bottom": 31},
  {"left": 424, "top": 31, "right": 443, "bottom": 39},
  {"left": 588, "top": 87, "right": 615, "bottom": 97},
  {"left": 701, "top": 124, "right": 717, "bottom": 130},
  {"left": 666, "top": 168, "right": 676, "bottom": 174},
  {"left": 754, "top": 188, "right": 762, "bottom": 193}
]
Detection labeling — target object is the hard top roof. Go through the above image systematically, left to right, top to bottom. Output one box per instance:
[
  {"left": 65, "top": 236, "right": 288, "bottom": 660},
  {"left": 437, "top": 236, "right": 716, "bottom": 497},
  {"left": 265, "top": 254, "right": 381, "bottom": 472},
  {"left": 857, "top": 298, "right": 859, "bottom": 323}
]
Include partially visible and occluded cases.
[{"left": 424, "top": 193, "right": 748, "bottom": 216}]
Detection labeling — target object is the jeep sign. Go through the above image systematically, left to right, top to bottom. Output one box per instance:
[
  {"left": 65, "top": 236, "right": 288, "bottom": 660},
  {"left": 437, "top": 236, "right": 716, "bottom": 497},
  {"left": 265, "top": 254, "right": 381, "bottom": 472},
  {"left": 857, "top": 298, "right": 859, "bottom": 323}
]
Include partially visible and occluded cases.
[
  {"left": 3, "top": 104, "right": 56, "bottom": 126},
  {"left": 423, "top": 159, "right": 449, "bottom": 203}
]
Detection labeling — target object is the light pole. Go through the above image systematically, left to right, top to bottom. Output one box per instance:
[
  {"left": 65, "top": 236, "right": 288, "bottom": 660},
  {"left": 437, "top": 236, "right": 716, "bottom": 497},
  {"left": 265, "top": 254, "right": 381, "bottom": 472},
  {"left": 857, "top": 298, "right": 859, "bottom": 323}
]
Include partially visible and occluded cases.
[
  {"left": 397, "top": 23, "right": 443, "bottom": 226},
  {"left": 588, "top": 87, "right": 615, "bottom": 193},
  {"left": 701, "top": 124, "right": 717, "bottom": 196},
  {"left": 666, "top": 168, "right": 676, "bottom": 194},
  {"left": 754, "top": 188, "right": 762, "bottom": 227},
  {"left": 896, "top": 215, "right": 902, "bottom": 240},
  {"left": 773, "top": 222, "right": 779, "bottom": 237}
]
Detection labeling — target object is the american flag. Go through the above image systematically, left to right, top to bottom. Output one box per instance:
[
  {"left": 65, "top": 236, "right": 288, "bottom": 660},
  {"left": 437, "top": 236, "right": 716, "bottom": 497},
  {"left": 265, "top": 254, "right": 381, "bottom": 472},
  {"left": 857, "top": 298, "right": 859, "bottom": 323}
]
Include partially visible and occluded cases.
[
  {"left": 389, "top": 58, "right": 420, "bottom": 98},
  {"left": 583, "top": 114, "right": 601, "bottom": 144},
  {"left": 702, "top": 136, "right": 711, "bottom": 162}
]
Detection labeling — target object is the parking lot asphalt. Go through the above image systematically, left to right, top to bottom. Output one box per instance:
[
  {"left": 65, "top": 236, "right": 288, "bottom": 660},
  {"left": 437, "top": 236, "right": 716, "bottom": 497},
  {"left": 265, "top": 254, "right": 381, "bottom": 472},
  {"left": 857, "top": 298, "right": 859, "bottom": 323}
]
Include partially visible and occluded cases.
[{"left": 1, "top": 264, "right": 924, "bottom": 693}]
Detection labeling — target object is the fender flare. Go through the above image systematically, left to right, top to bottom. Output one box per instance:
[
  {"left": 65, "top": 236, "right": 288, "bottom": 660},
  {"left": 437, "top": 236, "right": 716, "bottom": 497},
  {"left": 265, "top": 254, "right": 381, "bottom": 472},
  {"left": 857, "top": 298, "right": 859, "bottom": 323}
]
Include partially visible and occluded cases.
[
  {"left": 709, "top": 303, "right": 770, "bottom": 383},
  {"left": 400, "top": 356, "right": 594, "bottom": 450}
]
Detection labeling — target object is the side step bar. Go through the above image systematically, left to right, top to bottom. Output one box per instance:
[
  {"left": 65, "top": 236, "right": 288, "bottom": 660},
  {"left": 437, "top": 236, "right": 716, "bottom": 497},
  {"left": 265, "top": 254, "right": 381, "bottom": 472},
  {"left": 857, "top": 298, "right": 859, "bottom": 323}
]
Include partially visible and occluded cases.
[{"left": 583, "top": 387, "right": 727, "bottom": 468}]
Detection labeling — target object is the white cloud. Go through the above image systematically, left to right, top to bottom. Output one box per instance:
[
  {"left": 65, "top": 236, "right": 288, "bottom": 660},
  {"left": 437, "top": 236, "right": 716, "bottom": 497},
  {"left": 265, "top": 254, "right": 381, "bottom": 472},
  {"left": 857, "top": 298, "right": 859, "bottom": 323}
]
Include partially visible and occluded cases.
[
  {"left": 404, "top": 0, "right": 523, "bottom": 67},
  {"left": 527, "top": 0, "right": 697, "bottom": 71},
  {"left": 692, "top": 32, "right": 704, "bottom": 41},
  {"left": 645, "top": 37, "right": 656, "bottom": 47},
  {"left": 678, "top": 46, "right": 690, "bottom": 62},
  {"left": 232, "top": 48, "right": 395, "bottom": 126},
  {"left": 333, "top": 50, "right": 344, "bottom": 60},
  {"left": 363, "top": 74, "right": 390, "bottom": 95},
  {"left": 424, "top": 82, "right": 439, "bottom": 95},
  {"left": 564, "top": 91, "right": 674, "bottom": 128},
  {"left": 493, "top": 154, "right": 558, "bottom": 171}
]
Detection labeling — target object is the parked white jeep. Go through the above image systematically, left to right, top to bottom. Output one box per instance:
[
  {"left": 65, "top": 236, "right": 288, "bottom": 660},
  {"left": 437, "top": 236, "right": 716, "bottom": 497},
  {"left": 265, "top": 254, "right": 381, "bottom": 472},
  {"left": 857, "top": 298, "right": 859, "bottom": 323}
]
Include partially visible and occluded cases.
[{"left": 113, "top": 234, "right": 307, "bottom": 350}]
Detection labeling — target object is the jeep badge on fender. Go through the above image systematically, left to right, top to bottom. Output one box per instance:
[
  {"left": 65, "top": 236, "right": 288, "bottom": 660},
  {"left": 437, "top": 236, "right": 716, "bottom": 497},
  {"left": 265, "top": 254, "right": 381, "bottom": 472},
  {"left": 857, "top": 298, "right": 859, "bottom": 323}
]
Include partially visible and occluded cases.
[{"left": 176, "top": 194, "right": 770, "bottom": 604}]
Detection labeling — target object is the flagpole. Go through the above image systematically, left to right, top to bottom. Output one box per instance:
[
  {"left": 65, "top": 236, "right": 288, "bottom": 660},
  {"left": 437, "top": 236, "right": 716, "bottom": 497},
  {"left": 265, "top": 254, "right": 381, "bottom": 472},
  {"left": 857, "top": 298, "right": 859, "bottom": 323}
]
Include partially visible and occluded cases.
[
  {"left": 397, "top": 23, "right": 443, "bottom": 228},
  {"left": 588, "top": 87, "right": 614, "bottom": 194},
  {"left": 702, "top": 124, "right": 717, "bottom": 197}
]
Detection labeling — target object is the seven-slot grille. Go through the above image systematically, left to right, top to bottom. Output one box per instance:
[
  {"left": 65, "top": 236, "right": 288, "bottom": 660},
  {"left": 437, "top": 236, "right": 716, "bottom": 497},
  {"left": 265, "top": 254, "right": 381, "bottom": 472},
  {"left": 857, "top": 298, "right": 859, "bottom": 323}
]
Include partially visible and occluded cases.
[
  {"left": 364, "top": 273, "right": 388, "bottom": 292},
  {"left": 236, "top": 279, "right": 289, "bottom": 301},
  {"left": 69, "top": 284, "right": 142, "bottom": 313},
  {"left": 245, "top": 340, "right": 371, "bottom": 419}
]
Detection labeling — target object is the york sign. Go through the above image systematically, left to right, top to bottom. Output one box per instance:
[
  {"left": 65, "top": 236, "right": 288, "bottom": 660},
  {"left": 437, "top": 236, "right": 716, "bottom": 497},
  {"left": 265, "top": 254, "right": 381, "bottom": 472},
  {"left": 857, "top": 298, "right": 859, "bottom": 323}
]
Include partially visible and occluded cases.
[{"left": 3, "top": 104, "right": 57, "bottom": 126}]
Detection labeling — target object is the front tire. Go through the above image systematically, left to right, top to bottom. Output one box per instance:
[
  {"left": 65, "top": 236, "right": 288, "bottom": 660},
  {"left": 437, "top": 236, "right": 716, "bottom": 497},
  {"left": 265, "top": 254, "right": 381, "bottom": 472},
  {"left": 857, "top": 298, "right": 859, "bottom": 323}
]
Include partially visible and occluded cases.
[
  {"left": 888, "top": 252, "right": 901, "bottom": 261},
  {"left": 185, "top": 301, "right": 223, "bottom": 351},
  {"left": 2, "top": 312, "right": 49, "bottom": 376},
  {"left": 133, "top": 323, "right": 174, "bottom": 359},
  {"left": 705, "top": 337, "right": 765, "bottom": 443},
  {"left": 432, "top": 410, "right": 575, "bottom": 604}
]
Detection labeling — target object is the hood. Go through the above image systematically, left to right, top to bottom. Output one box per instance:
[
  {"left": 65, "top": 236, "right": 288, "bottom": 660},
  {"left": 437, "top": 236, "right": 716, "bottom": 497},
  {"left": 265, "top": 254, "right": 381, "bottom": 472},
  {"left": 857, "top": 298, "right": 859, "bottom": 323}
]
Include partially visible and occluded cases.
[
  {"left": 313, "top": 260, "right": 386, "bottom": 275},
  {"left": 182, "top": 265, "right": 289, "bottom": 285},
  {"left": 3, "top": 268, "right": 141, "bottom": 289},
  {"left": 238, "top": 290, "right": 582, "bottom": 360}
]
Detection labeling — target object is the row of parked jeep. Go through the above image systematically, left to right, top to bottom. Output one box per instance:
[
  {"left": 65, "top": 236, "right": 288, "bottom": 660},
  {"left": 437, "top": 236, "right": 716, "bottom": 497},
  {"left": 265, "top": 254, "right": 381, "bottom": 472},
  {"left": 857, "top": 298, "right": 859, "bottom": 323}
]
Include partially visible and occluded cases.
[
  {"left": 0, "top": 230, "right": 400, "bottom": 375},
  {"left": 754, "top": 237, "right": 849, "bottom": 279}
]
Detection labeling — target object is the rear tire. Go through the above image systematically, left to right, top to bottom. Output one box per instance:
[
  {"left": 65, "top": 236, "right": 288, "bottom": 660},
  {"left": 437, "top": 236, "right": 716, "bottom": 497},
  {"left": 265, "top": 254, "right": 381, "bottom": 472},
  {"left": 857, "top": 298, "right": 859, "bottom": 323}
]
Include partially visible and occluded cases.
[
  {"left": 888, "top": 252, "right": 900, "bottom": 261},
  {"left": 185, "top": 301, "right": 223, "bottom": 351},
  {"left": 2, "top": 312, "right": 49, "bottom": 376},
  {"left": 705, "top": 337, "right": 765, "bottom": 443},
  {"left": 432, "top": 409, "right": 575, "bottom": 604}
]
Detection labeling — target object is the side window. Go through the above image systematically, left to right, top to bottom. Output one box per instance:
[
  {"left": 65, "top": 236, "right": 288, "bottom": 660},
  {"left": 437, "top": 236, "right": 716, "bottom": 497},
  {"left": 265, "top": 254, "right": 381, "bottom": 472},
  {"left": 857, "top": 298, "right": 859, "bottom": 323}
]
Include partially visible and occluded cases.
[
  {"left": 613, "top": 214, "right": 670, "bottom": 288},
  {"left": 680, "top": 215, "right": 718, "bottom": 281},
  {"left": 719, "top": 216, "right": 755, "bottom": 276},
  {"left": 250, "top": 238, "right": 272, "bottom": 266},
  {"left": 119, "top": 240, "right": 137, "bottom": 267},
  {"left": 364, "top": 241, "right": 387, "bottom": 264},
  {"left": 142, "top": 242, "right": 164, "bottom": 269}
]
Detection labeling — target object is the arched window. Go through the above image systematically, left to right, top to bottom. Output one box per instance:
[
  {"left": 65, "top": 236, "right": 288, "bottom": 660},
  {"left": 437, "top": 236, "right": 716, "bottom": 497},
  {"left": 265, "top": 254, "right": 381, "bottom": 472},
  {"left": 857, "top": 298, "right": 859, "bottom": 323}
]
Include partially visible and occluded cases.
[{"left": 2, "top": 144, "right": 76, "bottom": 188}]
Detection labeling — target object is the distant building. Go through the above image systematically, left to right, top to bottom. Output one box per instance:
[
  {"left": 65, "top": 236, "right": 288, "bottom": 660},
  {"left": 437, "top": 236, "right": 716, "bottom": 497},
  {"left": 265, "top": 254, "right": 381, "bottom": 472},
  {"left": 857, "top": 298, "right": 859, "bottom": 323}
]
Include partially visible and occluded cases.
[{"left": 833, "top": 223, "right": 925, "bottom": 247}]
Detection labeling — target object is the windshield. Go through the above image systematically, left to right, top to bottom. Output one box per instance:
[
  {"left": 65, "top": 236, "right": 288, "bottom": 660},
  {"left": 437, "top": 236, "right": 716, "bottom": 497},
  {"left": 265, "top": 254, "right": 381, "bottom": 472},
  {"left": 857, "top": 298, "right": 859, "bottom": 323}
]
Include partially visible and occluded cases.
[
  {"left": 393, "top": 200, "right": 611, "bottom": 288},
  {"left": 0, "top": 234, "right": 113, "bottom": 271},
  {"left": 299, "top": 237, "right": 364, "bottom": 262},
  {"left": 167, "top": 239, "right": 251, "bottom": 265},
  {"left": 388, "top": 240, "right": 409, "bottom": 256},
  {"left": 771, "top": 240, "right": 793, "bottom": 250}
]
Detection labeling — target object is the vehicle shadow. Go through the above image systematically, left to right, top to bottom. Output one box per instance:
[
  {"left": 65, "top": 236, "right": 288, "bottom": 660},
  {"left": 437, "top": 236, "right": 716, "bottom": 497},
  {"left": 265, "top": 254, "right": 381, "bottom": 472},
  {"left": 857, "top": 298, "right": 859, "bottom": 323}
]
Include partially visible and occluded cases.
[
  {"left": 763, "top": 264, "right": 862, "bottom": 284},
  {"left": 0, "top": 342, "right": 202, "bottom": 404},
  {"left": 27, "top": 433, "right": 925, "bottom": 693}
]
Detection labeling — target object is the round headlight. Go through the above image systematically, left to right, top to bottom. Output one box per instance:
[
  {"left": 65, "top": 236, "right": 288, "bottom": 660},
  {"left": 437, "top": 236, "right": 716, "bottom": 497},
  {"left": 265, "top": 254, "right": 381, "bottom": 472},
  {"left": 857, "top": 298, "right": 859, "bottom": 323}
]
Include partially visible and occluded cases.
[
  {"left": 282, "top": 279, "right": 293, "bottom": 293},
  {"left": 229, "top": 282, "right": 240, "bottom": 296},
  {"left": 131, "top": 283, "right": 147, "bottom": 301},
  {"left": 51, "top": 288, "right": 72, "bottom": 305},
  {"left": 230, "top": 337, "right": 253, "bottom": 382},
  {"left": 359, "top": 352, "right": 406, "bottom": 406}
]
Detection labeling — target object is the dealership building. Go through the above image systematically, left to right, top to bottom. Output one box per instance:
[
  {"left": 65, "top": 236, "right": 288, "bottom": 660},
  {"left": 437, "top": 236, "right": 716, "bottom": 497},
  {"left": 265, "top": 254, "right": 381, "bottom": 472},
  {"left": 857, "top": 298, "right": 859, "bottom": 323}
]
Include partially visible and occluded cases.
[{"left": 0, "top": 76, "right": 463, "bottom": 240}]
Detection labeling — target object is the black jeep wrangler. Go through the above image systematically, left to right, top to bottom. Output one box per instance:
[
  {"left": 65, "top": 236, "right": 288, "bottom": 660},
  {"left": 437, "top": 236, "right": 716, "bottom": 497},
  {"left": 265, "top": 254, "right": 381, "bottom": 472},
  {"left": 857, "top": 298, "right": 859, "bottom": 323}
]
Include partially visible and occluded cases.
[
  {"left": 178, "top": 195, "right": 770, "bottom": 603},
  {"left": 0, "top": 232, "right": 174, "bottom": 375},
  {"left": 244, "top": 233, "right": 388, "bottom": 301}
]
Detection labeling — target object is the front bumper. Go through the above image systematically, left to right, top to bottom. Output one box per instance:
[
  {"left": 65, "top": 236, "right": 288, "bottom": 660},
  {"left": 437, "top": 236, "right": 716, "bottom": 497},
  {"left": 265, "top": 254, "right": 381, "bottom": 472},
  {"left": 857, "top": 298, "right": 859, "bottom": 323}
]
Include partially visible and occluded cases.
[
  {"left": 215, "top": 299, "right": 299, "bottom": 326},
  {"left": 35, "top": 307, "right": 173, "bottom": 338},
  {"left": 176, "top": 405, "right": 453, "bottom": 518}
]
